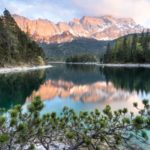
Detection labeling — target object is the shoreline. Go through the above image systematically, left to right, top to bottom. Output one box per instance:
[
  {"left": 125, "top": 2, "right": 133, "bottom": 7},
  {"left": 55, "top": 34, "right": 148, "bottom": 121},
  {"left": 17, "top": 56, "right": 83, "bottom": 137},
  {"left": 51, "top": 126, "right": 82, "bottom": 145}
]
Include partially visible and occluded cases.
[
  {"left": 49, "top": 61, "right": 150, "bottom": 68},
  {"left": 97, "top": 63, "right": 150, "bottom": 68},
  {"left": 0, "top": 65, "right": 53, "bottom": 74}
]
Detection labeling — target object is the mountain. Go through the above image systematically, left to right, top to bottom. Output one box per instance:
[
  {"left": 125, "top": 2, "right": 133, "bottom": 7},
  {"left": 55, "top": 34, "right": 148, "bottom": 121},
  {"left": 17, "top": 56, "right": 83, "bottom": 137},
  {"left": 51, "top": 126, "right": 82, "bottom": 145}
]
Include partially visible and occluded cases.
[
  {"left": 0, "top": 10, "right": 45, "bottom": 67},
  {"left": 13, "top": 15, "right": 146, "bottom": 44},
  {"left": 40, "top": 38, "right": 112, "bottom": 60}
]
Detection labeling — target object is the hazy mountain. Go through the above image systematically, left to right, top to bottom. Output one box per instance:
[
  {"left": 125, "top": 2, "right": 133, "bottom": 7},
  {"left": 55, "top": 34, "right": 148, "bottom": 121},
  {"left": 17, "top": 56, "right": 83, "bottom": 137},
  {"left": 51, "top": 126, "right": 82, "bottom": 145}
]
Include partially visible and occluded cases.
[{"left": 13, "top": 15, "right": 146, "bottom": 44}]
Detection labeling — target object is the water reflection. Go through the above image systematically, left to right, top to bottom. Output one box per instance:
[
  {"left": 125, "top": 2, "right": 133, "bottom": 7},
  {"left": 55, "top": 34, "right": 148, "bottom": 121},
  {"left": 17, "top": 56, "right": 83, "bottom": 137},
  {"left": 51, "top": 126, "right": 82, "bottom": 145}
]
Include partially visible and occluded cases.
[
  {"left": 0, "top": 64, "right": 150, "bottom": 111},
  {"left": 0, "top": 64, "right": 149, "bottom": 149},
  {"left": 45, "top": 64, "right": 105, "bottom": 84},
  {"left": 27, "top": 65, "right": 146, "bottom": 113},
  {"left": 103, "top": 67, "right": 150, "bottom": 94},
  {"left": 0, "top": 70, "right": 45, "bottom": 109},
  {"left": 27, "top": 80, "right": 143, "bottom": 111},
  {"left": 27, "top": 80, "right": 134, "bottom": 103}
]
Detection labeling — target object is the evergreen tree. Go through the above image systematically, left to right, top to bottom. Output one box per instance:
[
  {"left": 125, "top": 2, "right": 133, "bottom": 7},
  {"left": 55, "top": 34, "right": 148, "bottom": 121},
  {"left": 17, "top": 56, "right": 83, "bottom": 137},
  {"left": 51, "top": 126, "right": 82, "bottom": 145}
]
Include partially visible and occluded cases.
[
  {"left": 0, "top": 9, "right": 45, "bottom": 67},
  {"left": 140, "top": 30, "right": 145, "bottom": 46},
  {"left": 104, "top": 32, "right": 150, "bottom": 63},
  {"left": 131, "top": 34, "right": 137, "bottom": 62},
  {"left": 122, "top": 37, "right": 128, "bottom": 62},
  {"left": 104, "top": 43, "right": 111, "bottom": 62},
  {"left": 0, "top": 97, "right": 150, "bottom": 150}
]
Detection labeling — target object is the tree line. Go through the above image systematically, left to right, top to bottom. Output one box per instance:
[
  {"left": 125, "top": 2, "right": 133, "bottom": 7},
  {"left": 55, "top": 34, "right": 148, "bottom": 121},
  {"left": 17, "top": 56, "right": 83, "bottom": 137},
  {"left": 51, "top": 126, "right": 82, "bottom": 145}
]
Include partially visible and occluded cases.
[
  {"left": 104, "top": 31, "right": 150, "bottom": 63},
  {"left": 66, "top": 54, "right": 97, "bottom": 63}
]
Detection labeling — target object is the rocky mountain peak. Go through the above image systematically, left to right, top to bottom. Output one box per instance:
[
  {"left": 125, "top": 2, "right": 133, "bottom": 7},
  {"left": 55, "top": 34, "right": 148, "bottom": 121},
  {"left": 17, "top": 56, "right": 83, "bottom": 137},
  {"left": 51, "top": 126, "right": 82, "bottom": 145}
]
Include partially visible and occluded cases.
[
  {"left": 13, "top": 15, "right": 147, "bottom": 44},
  {"left": 72, "top": 18, "right": 80, "bottom": 24}
]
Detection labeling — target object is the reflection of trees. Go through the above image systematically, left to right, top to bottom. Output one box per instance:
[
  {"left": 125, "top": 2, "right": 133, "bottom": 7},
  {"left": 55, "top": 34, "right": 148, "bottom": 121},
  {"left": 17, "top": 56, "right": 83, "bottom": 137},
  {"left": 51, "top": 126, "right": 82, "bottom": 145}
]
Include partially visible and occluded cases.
[
  {"left": 46, "top": 64, "right": 105, "bottom": 85},
  {"left": 47, "top": 64, "right": 150, "bottom": 94},
  {"left": 66, "top": 64, "right": 97, "bottom": 72},
  {"left": 103, "top": 67, "right": 150, "bottom": 94},
  {"left": 0, "top": 70, "right": 45, "bottom": 109}
]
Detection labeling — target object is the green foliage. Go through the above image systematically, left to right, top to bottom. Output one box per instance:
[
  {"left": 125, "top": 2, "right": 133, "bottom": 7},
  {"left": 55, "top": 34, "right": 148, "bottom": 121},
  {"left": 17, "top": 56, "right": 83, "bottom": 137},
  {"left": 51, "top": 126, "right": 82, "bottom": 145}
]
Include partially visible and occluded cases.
[
  {"left": 0, "top": 9, "right": 45, "bottom": 67},
  {"left": 104, "top": 32, "right": 150, "bottom": 63},
  {"left": 0, "top": 97, "right": 150, "bottom": 149},
  {"left": 133, "top": 116, "right": 144, "bottom": 128},
  {"left": 0, "top": 134, "right": 9, "bottom": 143}
]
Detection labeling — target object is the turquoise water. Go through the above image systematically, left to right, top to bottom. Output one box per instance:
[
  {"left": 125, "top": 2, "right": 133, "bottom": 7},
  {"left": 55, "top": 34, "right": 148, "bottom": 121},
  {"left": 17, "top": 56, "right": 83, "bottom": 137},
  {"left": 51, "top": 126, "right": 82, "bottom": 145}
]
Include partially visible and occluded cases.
[
  {"left": 1, "top": 64, "right": 150, "bottom": 112},
  {"left": 1, "top": 64, "right": 150, "bottom": 149}
]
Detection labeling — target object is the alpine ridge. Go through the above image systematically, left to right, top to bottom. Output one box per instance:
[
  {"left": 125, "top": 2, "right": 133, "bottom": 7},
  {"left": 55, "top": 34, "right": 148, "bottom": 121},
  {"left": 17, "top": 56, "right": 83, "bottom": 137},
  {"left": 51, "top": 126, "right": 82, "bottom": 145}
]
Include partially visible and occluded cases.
[{"left": 13, "top": 15, "right": 146, "bottom": 44}]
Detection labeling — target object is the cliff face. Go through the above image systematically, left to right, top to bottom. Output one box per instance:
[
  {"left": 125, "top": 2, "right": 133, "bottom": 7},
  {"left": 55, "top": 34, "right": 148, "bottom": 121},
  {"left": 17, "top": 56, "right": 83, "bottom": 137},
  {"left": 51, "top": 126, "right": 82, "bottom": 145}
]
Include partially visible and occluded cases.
[{"left": 13, "top": 15, "right": 146, "bottom": 44}]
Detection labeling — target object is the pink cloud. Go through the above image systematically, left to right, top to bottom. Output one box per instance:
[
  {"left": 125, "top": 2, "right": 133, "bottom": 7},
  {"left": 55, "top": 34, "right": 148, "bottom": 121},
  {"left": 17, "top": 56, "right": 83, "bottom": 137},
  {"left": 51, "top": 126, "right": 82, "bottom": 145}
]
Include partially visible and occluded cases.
[{"left": 73, "top": 0, "right": 150, "bottom": 27}]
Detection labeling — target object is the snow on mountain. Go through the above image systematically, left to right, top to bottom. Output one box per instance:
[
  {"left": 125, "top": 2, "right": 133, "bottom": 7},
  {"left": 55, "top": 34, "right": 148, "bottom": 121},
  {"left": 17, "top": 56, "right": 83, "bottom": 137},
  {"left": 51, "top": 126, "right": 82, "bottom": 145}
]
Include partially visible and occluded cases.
[{"left": 13, "top": 15, "right": 147, "bottom": 44}]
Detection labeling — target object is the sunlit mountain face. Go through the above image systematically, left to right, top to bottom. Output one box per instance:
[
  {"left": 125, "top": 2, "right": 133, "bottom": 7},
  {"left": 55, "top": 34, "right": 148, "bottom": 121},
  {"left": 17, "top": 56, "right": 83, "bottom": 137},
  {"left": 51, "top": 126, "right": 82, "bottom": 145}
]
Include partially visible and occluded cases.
[{"left": 13, "top": 15, "right": 146, "bottom": 44}]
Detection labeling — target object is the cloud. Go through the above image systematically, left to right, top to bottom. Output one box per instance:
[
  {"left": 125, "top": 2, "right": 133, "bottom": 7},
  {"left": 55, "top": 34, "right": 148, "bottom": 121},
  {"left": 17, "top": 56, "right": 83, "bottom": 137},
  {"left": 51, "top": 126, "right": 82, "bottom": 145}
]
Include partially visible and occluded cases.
[
  {"left": 0, "top": 0, "right": 150, "bottom": 27},
  {"left": 0, "top": 0, "right": 78, "bottom": 22},
  {"left": 72, "top": 0, "right": 150, "bottom": 27}
]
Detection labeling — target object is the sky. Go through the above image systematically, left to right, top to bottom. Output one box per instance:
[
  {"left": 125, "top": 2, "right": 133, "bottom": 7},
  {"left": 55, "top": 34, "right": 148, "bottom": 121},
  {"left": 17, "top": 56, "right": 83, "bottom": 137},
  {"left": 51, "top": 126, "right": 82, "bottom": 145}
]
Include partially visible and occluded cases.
[{"left": 0, "top": 0, "right": 150, "bottom": 27}]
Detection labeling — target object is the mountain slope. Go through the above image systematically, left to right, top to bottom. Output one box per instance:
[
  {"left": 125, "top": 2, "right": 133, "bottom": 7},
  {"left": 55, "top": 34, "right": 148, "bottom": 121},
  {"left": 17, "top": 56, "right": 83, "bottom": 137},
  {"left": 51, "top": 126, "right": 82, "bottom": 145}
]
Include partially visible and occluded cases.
[
  {"left": 0, "top": 10, "right": 45, "bottom": 67},
  {"left": 13, "top": 15, "right": 146, "bottom": 44},
  {"left": 40, "top": 38, "right": 111, "bottom": 60}
]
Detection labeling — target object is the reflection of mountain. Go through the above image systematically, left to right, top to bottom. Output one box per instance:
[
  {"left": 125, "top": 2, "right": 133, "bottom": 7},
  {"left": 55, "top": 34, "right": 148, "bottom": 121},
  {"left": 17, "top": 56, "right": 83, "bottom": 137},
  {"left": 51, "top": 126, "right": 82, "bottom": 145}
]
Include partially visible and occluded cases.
[
  {"left": 1, "top": 64, "right": 148, "bottom": 111},
  {"left": 47, "top": 64, "right": 150, "bottom": 93},
  {"left": 26, "top": 65, "right": 147, "bottom": 112},
  {"left": 103, "top": 67, "right": 150, "bottom": 94},
  {"left": 0, "top": 70, "right": 45, "bottom": 109},
  {"left": 27, "top": 79, "right": 138, "bottom": 103}
]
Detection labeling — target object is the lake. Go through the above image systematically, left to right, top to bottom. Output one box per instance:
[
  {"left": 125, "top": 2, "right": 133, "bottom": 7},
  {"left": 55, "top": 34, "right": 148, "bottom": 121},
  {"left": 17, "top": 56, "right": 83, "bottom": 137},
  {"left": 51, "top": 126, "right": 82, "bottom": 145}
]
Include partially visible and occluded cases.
[
  {"left": 0, "top": 63, "right": 150, "bottom": 114},
  {"left": 1, "top": 63, "right": 150, "bottom": 149}
]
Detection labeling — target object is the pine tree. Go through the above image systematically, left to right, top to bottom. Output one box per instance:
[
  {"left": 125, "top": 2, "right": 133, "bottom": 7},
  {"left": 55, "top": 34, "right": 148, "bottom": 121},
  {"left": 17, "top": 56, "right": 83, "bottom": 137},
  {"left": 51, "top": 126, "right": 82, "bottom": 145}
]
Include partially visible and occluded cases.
[
  {"left": 0, "top": 9, "right": 45, "bottom": 66},
  {"left": 140, "top": 30, "right": 145, "bottom": 46},
  {"left": 103, "top": 31, "right": 150, "bottom": 63},
  {"left": 131, "top": 34, "right": 137, "bottom": 62},
  {"left": 122, "top": 37, "right": 128, "bottom": 62},
  {"left": 104, "top": 43, "right": 111, "bottom": 62}
]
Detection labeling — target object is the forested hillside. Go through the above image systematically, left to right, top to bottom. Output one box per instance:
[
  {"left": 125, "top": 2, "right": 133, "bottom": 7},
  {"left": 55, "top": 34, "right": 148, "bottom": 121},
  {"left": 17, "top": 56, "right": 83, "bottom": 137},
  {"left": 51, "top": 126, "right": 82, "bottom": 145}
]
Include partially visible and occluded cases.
[
  {"left": 0, "top": 9, "right": 45, "bottom": 67},
  {"left": 104, "top": 32, "right": 150, "bottom": 63},
  {"left": 40, "top": 38, "right": 110, "bottom": 61}
]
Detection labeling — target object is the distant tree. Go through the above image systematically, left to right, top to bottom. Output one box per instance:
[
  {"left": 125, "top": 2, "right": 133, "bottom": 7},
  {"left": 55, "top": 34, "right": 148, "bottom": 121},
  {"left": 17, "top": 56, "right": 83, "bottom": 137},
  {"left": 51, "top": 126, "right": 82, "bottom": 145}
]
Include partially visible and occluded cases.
[
  {"left": 140, "top": 30, "right": 145, "bottom": 46},
  {"left": 104, "top": 32, "right": 150, "bottom": 63},
  {"left": 131, "top": 34, "right": 137, "bottom": 62},
  {"left": 121, "top": 37, "right": 128, "bottom": 62},
  {"left": 104, "top": 43, "right": 112, "bottom": 62},
  {"left": 66, "top": 54, "right": 97, "bottom": 63}
]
